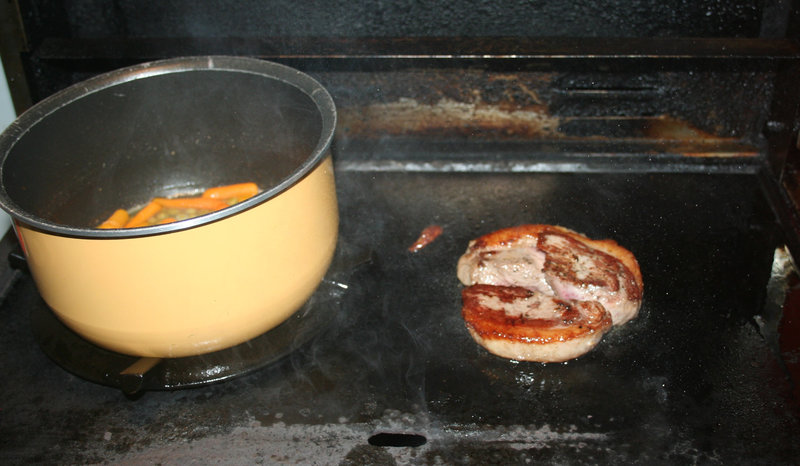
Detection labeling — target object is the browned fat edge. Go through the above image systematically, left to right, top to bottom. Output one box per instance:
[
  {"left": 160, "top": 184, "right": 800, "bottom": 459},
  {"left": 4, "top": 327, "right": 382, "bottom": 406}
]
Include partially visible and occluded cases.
[
  {"left": 469, "top": 224, "right": 545, "bottom": 251},
  {"left": 461, "top": 284, "right": 611, "bottom": 344}
]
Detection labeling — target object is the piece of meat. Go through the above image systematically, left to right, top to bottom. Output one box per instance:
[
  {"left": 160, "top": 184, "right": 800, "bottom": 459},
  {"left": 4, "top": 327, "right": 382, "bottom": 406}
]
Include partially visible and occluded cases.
[
  {"left": 408, "top": 224, "right": 443, "bottom": 253},
  {"left": 457, "top": 224, "right": 643, "bottom": 362},
  {"left": 458, "top": 224, "right": 642, "bottom": 325},
  {"left": 537, "top": 228, "right": 642, "bottom": 325},
  {"left": 457, "top": 231, "right": 552, "bottom": 293},
  {"left": 462, "top": 284, "right": 613, "bottom": 363}
]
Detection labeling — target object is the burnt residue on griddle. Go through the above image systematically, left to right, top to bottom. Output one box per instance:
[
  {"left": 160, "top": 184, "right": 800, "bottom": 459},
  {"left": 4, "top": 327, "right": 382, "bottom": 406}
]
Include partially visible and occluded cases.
[
  {"left": 320, "top": 66, "right": 771, "bottom": 156},
  {"left": 330, "top": 70, "right": 560, "bottom": 140}
]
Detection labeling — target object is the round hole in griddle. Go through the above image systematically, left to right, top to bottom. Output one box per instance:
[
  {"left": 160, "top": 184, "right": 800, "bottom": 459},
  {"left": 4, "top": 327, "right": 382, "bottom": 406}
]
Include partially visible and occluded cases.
[{"left": 367, "top": 432, "right": 427, "bottom": 448}]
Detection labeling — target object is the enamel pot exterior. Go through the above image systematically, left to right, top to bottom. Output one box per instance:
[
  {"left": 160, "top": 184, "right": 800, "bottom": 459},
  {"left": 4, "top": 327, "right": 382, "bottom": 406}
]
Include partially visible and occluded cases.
[{"left": 0, "top": 57, "right": 338, "bottom": 357}]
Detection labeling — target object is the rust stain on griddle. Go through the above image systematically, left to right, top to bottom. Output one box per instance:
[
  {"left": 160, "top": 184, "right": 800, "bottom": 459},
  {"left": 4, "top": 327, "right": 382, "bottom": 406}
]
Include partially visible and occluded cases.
[
  {"left": 642, "top": 116, "right": 758, "bottom": 157},
  {"left": 642, "top": 116, "right": 714, "bottom": 140}
]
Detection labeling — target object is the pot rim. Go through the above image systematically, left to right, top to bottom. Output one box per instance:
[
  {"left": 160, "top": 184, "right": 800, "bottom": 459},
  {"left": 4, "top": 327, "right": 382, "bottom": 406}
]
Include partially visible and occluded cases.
[{"left": 0, "top": 55, "right": 337, "bottom": 239}]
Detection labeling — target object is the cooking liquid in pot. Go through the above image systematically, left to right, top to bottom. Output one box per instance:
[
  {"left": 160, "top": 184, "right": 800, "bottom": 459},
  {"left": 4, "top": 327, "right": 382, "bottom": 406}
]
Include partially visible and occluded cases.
[{"left": 97, "top": 182, "right": 259, "bottom": 228}]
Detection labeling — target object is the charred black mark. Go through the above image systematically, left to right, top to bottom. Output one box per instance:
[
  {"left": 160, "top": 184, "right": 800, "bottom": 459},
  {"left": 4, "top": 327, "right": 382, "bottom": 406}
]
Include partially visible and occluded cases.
[{"left": 367, "top": 432, "right": 427, "bottom": 447}]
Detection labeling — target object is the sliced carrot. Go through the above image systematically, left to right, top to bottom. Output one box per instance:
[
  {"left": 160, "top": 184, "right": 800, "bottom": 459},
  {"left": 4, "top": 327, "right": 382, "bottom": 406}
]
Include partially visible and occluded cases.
[
  {"left": 202, "top": 182, "right": 259, "bottom": 201},
  {"left": 97, "top": 183, "right": 257, "bottom": 230},
  {"left": 153, "top": 196, "right": 229, "bottom": 211},
  {"left": 124, "top": 201, "right": 162, "bottom": 228},
  {"left": 98, "top": 209, "right": 130, "bottom": 229},
  {"left": 157, "top": 217, "right": 177, "bottom": 225}
]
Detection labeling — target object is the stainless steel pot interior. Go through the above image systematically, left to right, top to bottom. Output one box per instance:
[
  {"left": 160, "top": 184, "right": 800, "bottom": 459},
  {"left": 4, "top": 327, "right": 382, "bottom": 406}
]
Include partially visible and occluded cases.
[{"left": 0, "top": 56, "right": 336, "bottom": 237}]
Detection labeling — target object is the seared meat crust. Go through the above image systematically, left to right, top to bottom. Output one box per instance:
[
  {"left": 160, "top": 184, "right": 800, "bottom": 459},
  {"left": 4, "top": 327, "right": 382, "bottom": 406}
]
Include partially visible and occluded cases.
[{"left": 462, "top": 284, "right": 613, "bottom": 362}]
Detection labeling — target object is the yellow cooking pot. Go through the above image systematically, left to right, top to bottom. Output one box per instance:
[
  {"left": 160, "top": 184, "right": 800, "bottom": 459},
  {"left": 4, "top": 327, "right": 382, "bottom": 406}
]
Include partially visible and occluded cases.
[{"left": 0, "top": 56, "right": 339, "bottom": 357}]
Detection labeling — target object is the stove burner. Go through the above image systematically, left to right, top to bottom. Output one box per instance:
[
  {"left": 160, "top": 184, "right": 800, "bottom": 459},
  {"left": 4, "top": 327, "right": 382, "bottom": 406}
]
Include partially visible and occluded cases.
[{"left": 28, "top": 240, "right": 368, "bottom": 395}]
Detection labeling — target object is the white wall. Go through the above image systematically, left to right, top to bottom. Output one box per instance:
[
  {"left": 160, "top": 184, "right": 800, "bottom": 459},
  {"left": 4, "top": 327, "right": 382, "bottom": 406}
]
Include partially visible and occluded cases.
[{"left": 0, "top": 61, "right": 16, "bottom": 236}]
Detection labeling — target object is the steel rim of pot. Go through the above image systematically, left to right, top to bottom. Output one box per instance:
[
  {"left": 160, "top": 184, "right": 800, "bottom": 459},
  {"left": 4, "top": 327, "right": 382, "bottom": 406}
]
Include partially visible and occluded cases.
[{"left": 0, "top": 55, "right": 337, "bottom": 239}]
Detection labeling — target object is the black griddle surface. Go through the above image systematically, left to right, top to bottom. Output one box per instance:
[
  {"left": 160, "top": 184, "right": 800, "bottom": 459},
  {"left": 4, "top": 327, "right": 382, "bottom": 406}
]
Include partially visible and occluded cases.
[{"left": 1, "top": 166, "right": 798, "bottom": 464}]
